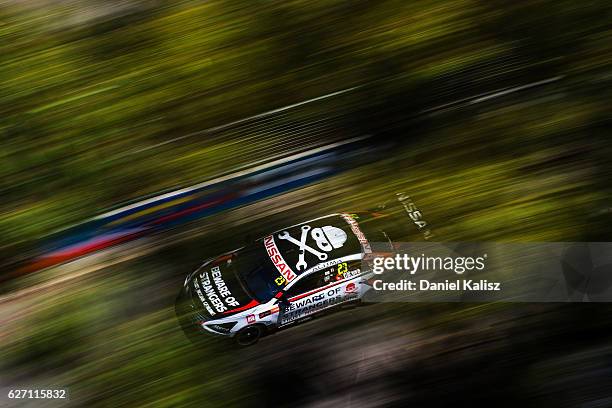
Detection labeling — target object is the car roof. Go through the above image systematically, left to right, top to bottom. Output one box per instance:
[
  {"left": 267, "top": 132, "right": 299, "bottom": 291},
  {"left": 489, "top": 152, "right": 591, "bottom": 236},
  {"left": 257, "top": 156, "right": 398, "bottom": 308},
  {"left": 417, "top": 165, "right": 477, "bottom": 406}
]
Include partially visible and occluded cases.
[{"left": 262, "top": 213, "right": 367, "bottom": 282}]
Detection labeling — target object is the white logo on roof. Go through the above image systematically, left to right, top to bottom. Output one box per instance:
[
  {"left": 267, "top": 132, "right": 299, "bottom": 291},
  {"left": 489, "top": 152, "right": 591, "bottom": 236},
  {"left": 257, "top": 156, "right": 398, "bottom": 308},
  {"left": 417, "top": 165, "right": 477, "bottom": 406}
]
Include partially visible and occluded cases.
[{"left": 278, "top": 225, "right": 347, "bottom": 272}]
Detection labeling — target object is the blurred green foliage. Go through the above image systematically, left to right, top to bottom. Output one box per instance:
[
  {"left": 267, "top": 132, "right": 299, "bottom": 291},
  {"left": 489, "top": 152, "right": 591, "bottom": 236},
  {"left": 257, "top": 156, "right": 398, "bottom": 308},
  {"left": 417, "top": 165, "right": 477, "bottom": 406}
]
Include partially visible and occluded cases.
[
  {"left": 1, "top": 0, "right": 610, "bottom": 252},
  {"left": 0, "top": 2, "right": 611, "bottom": 404},
  {"left": 2, "top": 266, "right": 246, "bottom": 407}
]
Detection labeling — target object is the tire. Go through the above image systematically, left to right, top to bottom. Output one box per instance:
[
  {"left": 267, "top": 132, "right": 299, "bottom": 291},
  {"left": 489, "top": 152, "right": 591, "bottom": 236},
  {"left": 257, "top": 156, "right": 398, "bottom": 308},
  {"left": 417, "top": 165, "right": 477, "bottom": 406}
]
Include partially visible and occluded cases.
[{"left": 234, "top": 325, "right": 264, "bottom": 347}]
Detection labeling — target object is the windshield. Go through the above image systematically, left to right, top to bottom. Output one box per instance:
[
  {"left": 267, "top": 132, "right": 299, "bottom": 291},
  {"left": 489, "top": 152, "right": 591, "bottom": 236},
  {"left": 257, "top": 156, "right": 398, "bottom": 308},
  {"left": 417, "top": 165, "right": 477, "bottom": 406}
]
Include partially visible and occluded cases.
[{"left": 234, "top": 245, "right": 282, "bottom": 302}]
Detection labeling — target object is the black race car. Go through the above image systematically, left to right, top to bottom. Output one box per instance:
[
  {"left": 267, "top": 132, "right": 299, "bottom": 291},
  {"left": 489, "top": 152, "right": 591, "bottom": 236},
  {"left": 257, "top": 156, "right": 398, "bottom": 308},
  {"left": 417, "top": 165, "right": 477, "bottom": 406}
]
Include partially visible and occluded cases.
[{"left": 176, "top": 194, "right": 431, "bottom": 346}]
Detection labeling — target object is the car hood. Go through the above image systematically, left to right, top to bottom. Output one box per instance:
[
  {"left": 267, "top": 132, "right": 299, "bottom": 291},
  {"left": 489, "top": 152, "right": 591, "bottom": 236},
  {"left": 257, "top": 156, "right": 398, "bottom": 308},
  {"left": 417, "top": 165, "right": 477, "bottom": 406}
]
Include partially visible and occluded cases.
[{"left": 188, "top": 256, "right": 255, "bottom": 320}]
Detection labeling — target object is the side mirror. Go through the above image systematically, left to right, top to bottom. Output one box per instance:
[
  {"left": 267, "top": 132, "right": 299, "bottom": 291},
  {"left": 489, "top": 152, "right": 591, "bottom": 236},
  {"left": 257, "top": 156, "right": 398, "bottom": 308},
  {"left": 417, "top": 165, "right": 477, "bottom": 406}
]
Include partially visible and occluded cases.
[{"left": 277, "top": 293, "right": 290, "bottom": 307}]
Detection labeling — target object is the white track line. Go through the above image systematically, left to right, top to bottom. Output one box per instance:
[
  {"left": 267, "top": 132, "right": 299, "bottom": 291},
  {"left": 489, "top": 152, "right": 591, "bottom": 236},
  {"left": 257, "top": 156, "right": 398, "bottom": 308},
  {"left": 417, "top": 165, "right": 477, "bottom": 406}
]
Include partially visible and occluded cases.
[
  {"left": 420, "top": 76, "right": 564, "bottom": 114},
  {"left": 122, "top": 86, "right": 361, "bottom": 156}
]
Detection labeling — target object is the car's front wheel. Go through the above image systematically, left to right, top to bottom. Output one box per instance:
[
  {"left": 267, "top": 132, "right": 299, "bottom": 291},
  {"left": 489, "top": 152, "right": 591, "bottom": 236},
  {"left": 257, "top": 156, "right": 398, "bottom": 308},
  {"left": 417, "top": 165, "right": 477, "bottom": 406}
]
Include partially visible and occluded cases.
[{"left": 234, "top": 325, "right": 264, "bottom": 347}]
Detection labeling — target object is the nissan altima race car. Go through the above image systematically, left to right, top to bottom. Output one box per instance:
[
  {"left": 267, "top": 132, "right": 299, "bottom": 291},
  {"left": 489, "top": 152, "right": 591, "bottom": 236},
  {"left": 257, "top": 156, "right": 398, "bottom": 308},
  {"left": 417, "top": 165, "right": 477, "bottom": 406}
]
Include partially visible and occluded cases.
[{"left": 175, "top": 195, "right": 431, "bottom": 346}]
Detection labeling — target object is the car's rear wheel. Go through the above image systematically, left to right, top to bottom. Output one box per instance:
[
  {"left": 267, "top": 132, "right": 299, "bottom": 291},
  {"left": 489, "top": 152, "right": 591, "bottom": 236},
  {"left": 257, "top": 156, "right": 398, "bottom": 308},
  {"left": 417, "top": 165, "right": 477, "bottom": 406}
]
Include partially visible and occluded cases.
[{"left": 235, "top": 325, "right": 264, "bottom": 347}]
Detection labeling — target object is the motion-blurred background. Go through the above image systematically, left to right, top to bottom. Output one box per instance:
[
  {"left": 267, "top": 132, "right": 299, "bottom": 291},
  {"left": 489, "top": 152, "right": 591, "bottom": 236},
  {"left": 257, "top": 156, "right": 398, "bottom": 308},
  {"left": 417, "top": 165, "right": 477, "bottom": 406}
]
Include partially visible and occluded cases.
[{"left": 1, "top": 1, "right": 611, "bottom": 407}]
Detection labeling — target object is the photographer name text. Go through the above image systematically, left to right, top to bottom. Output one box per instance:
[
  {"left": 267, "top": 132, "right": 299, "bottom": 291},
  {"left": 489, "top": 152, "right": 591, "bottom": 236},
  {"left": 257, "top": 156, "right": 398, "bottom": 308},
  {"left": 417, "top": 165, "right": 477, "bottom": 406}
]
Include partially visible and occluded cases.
[{"left": 372, "top": 279, "right": 501, "bottom": 292}]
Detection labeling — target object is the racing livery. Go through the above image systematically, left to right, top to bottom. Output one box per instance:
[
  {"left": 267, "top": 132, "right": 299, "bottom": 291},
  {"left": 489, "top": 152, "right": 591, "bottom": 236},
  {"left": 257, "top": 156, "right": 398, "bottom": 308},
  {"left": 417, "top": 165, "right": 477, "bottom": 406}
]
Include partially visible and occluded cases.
[{"left": 176, "top": 198, "right": 430, "bottom": 346}]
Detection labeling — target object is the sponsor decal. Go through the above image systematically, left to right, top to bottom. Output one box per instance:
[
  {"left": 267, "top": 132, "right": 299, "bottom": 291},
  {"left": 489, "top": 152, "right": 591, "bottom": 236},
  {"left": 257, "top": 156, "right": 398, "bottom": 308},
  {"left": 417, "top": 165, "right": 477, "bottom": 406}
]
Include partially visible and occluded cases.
[
  {"left": 396, "top": 193, "right": 433, "bottom": 240},
  {"left": 341, "top": 214, "right": 372, "bottom": 253},
  {"left": 278, "top": 225, "right": 347, "bottom": 272},
  {"left": 264, "top": 235, "right": 297, "bottom": 282},
  {"left": 310, "top": 258, "right": 344, "bottom": 272},
  {"left": 333, "top": 262, "right": 362, "bottom": 281},
  {"left": 335, "top": 262, "right": 362, "bottom": 281},
  {"left": 198, "top": 266, "right": 241, "bottom": 313},
  {"left": 210, "top": 266, "right": 240, "bottom": 306},
  {"left": 343, "top": 268, "right": 361, "bottom": 279},
  {"left": 192, "top": 279, "right": 215, "bottom": 316},
  {"left": 345, "top": 282, "right": 357, "bottom": 293},
  {"left": 287, "top": 286, "right": 343, "bottom": 310},
  {"left": 281, "top": 290, "right": 345, "bottom": 324},
  {"left": 345, "top": 292, "right": 359, "bottom": 301},
  {"left": 312, "top": 293, "right": 325, "bottom": 302},
  {"left": 258, "top": 307, "right": 279, "bottom": 319},
  {"left": 247, "top": 314, "right": 256, "bottom": 324},
  {"left": 207, "top": 323, "right": 233, "bottom": 333}
]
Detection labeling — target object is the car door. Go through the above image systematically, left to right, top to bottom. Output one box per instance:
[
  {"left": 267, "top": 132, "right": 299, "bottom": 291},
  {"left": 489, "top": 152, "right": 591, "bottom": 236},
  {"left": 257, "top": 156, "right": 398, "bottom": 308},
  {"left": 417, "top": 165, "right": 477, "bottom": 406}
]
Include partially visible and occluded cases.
[
  {"left": 277, "top": 265, "right": 361, "bottom": 327},
  {"left": 277, "top": 270, "right": 326, "bottom": 327}
]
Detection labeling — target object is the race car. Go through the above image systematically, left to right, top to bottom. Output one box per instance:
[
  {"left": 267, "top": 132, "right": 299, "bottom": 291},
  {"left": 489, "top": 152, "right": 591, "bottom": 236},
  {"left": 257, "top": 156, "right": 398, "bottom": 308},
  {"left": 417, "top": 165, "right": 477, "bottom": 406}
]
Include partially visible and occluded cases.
[{"left": 175, "top": 195, "right": 431, "bottom": 346}]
